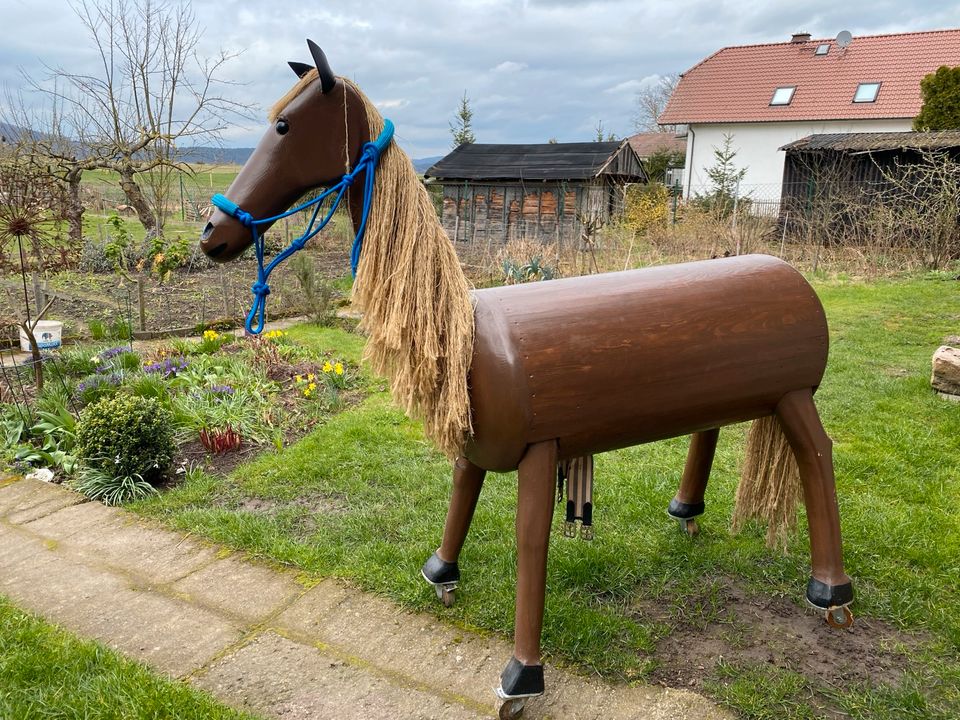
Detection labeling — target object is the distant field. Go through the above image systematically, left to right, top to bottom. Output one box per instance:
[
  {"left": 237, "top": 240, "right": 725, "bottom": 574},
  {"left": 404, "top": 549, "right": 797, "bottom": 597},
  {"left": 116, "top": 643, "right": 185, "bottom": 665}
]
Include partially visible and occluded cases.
[{"left": 83, "top": 165, "right": 241, "bottom": 195}]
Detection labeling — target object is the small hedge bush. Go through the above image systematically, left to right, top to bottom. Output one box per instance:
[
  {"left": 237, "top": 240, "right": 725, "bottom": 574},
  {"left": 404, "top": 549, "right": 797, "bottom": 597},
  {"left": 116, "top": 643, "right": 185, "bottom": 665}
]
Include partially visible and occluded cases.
[{"left": 75, "top": 395, "right": 175, "bottom": 485}]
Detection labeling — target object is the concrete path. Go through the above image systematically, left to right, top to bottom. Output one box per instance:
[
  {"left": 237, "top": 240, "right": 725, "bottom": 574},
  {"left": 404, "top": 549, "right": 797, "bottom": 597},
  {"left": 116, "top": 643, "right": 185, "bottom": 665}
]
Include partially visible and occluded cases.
[{"left": 0, "top": 476, "right": 730, "bottom": 720}]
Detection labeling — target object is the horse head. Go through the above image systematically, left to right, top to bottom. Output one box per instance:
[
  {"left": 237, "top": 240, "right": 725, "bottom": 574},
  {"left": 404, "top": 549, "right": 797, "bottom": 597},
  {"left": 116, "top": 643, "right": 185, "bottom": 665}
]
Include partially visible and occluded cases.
[{"left": 199, "top": 41, "right": 371, "bottom": 262}]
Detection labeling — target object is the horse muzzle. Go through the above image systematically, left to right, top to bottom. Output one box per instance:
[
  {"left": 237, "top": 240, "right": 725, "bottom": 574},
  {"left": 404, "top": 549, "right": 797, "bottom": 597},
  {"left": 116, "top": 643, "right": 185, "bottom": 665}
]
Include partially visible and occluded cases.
[{"left": 199, "top": 209, "right": 252, "bottom": 263}]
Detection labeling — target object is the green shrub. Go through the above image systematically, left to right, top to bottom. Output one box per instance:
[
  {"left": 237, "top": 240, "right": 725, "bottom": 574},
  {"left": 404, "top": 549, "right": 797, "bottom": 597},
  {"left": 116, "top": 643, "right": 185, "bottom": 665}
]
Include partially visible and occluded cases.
[{"left": 75, "top": 395, "right": 175, "bottom": 485}]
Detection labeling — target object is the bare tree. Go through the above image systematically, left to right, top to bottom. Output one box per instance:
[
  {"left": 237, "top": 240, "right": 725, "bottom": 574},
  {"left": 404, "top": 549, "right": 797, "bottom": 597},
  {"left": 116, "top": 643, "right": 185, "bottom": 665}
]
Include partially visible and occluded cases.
[
  {"left": 25, "top": 0, "right": 246, "bottom": 235},
  {"left": 633, "top": 74, "right": 679, "bottom": 134},
  {"left": 3, "top": 86, "right": 97, "bottom": 245}
]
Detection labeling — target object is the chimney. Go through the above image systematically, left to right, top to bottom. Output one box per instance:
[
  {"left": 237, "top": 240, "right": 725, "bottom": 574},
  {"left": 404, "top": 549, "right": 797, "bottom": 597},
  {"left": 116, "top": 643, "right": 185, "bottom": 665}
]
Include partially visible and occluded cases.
[{"left": 791, "top": 32, "right": 812, "bottom": 43}]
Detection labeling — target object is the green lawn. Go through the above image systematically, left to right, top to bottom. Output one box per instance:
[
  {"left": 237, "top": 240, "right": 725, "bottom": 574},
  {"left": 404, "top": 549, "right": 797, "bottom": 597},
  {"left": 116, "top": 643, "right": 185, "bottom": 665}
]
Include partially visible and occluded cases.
[
  {"left": 134, "top": 276, "right": 960, "bottom": 719},
  {"left": 0, "top": 596, "right": 259, "bottom": 720}
]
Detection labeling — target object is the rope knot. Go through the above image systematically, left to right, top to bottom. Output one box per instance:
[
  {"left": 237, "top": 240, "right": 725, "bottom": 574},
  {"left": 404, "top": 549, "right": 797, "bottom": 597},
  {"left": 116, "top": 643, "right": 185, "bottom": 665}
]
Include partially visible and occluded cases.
[
  {"left": 341, "top": 174, "right": 354, "bottom": 187},
  {"left": 235, "top": 210, "right": 254, "bottom": 227},
  {"left": 251, "top": 281, "right": 271, "bottom": 297}
]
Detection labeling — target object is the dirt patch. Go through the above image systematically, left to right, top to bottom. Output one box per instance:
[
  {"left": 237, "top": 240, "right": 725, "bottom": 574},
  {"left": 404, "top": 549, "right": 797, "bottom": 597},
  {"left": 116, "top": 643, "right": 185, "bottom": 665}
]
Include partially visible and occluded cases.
[
  {"left": 0, "top": 248, "right": 350, "bottom": 344},
  {"left": 640, "top": 576, "right": 927, "bottom": 714}
]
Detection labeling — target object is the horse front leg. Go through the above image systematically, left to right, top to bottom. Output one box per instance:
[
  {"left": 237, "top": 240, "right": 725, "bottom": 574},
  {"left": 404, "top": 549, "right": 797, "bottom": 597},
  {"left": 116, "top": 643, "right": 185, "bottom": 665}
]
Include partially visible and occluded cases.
[
  {"left": 775, "top": 389, "right": 854, "bottom": 627},
  {"left": 668, "top": 428, "right": 720, "bottom": 536},
  {"left": 497, "top": 439, "right": 557, "bottom": 716},
  {"left": 421, "top": 457, "right": 486, "bottom": 606}
]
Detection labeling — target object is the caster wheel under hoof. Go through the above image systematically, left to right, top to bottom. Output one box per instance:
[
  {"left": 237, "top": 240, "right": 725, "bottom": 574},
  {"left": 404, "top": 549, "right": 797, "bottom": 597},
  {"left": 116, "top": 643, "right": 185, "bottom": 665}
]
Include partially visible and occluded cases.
[
  {"left": 434, "top": 583, "right": 456, "bottom": 607},
  {"left": 825, "top": 605, "right": 854, "bottom": 629},
  {"left": 496, "top": 697, "right": 526, "bottom": 720}
]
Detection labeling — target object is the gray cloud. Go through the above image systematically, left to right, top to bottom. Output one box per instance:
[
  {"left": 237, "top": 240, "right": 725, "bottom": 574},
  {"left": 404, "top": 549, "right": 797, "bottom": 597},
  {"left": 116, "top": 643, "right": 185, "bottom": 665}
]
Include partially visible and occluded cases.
[{"left": 1, "top": 0, "right": 956, "bottom": 157}]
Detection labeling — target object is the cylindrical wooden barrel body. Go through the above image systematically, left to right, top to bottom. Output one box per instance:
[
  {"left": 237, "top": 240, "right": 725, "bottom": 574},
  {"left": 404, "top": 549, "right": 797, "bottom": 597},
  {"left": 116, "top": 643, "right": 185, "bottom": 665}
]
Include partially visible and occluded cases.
[{"left": 464, "top": 255, "right": 828, "bottom": 471}]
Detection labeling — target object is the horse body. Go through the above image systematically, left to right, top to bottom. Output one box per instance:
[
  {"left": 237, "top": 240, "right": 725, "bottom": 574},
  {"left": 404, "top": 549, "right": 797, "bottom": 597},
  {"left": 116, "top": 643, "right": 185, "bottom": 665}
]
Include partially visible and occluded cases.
[
  {"left": 200, "top": 44, "right": 853, "bottom": 716},
  {"left": 466, "top": 254, "right": 828, "bottom": 470}
]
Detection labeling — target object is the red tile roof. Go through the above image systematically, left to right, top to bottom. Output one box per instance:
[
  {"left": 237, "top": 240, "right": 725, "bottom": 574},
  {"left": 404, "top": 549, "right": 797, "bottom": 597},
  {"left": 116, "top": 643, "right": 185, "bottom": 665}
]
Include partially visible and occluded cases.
[
  {"left": 659, "top": 28, "right": 960, "bottom": 124},
  {"left": 627, "top": 132, "right": 686, "bottom": 158}
]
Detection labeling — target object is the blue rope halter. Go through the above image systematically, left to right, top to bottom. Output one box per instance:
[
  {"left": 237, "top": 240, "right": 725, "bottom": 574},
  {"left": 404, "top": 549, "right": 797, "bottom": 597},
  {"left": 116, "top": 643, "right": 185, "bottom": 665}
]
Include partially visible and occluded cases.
[{"left": 211, "top": 119, "right": 395, "bottom": 334}]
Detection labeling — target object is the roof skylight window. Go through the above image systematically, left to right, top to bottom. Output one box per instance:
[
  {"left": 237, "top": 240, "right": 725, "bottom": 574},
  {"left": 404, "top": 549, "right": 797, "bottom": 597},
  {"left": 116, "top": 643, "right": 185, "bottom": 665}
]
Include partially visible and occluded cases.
[
  {"left": 815, "top": 43, "right": 830, "bottom": 55},
  {"left": 853, "top": 82, "right": 881, "bottom": 103},
  {"left": 770, "top": 86, "right": 796, "bottom": 106}
]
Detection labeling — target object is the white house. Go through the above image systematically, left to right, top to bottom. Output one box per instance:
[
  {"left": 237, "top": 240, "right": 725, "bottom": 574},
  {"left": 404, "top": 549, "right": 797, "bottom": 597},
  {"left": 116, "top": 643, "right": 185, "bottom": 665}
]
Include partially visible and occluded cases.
[{"left": 659, "top": 28, "right": 960, "bottom": 207}]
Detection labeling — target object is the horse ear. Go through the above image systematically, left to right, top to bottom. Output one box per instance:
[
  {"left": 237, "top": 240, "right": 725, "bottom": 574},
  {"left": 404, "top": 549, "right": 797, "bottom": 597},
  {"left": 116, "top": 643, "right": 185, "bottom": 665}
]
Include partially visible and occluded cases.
[
  {"left": 306, "top": 39, "right": 337, "bottom": 94},
  {"left": 288, "top": 61, "right": 314, "bottom": 78}
]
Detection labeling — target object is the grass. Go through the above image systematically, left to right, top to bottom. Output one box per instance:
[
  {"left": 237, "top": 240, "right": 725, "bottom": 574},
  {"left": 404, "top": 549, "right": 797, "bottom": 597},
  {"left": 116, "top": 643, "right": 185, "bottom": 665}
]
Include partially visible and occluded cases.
[
  {"left": 133, "top": 276, "right": 960, "bottom": 718},
  {"left": 0, "top": 596, "right": 259, "bottom": 719}
]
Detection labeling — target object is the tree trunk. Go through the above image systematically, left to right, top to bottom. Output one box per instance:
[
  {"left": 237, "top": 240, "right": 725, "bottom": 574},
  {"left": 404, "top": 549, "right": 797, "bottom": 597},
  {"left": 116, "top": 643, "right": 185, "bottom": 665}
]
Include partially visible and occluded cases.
[
  {"left": 118, "top": 166, "right": 158, "bottom": 236},
  {"left": 66, "top": 170, "right": 85, "bottom": 247}
]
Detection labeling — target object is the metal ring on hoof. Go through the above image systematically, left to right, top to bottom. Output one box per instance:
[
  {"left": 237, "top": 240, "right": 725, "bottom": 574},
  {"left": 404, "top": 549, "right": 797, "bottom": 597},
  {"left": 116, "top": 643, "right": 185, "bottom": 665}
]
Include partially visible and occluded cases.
[
  {"left": 678, "top": 517, "right": 699, "bottom": 536},
  {"left": 434, "top": 583, "right": 456, "bottom": 607},
  {"left": 825, "top": 604, "right": 854, "bottom": 629}
]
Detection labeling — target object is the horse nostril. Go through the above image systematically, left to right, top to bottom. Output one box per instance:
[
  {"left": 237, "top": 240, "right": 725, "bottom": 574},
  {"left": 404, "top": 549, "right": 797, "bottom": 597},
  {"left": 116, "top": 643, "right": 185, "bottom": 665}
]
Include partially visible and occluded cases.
[
  {"left": 201, "top": 221, "right": 214, "bottom": 242},
  {"left": 206, "top": 242, "right": 228, "bottom": 258}
]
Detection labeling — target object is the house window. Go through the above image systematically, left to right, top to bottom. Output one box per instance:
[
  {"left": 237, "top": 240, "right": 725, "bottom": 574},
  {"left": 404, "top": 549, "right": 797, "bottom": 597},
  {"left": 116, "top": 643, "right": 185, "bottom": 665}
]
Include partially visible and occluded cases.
[
  {"left": 815, "top": 43, "right": 830, "bottom": 55},
  {"left": 854, "top": 82, "right": 881, "bottom": 103},
  {"left": 770, "top": 86, "right": 796, "bottom": 106}
]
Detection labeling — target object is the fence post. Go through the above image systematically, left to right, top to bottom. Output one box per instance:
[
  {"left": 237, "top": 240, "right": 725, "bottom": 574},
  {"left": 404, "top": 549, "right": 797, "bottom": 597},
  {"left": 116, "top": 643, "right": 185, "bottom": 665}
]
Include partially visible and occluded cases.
[
  {"left": 180, "top": 175, "right": 186, "bottom": 222},
  {"left": 733, "top": 179, "right": 741, "bottom": 255},
  {"left": 136, "top": 277, "right": 147, "bottom": 331}
]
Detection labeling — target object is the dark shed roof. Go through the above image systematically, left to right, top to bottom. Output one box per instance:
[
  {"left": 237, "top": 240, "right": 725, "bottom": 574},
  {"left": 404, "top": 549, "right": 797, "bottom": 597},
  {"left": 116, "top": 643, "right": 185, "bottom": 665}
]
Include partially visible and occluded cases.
[
  {"left": 781, "top": 131, "right": 960, "bottom": 153},
  {"left": 425, "top": 141, "right": 646, "bottom": 181}
]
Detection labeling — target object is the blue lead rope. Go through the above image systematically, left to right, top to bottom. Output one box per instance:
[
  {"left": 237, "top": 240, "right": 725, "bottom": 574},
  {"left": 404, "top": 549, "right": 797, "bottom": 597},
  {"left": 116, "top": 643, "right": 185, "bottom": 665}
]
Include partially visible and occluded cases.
[{"left": 211, "top": 119, "right": 395, "bottom": 334}]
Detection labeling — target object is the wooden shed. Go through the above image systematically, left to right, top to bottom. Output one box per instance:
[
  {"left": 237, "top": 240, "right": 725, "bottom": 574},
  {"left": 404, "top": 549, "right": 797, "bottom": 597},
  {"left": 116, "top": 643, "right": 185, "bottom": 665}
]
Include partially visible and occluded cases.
[
  {"left": 780, "top": 131, "right": 960, "bottom": 209},
  {"left": 424, "top": 141, "right": 646, "bottom": 246}
]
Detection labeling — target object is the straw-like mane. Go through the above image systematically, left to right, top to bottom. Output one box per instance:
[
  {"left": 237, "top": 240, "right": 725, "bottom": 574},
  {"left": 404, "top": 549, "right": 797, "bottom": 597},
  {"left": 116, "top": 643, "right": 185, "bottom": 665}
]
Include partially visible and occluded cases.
[
  {"left": 280, "top": 76, "right": 473, "bottom": 459},
  {"left": 346, "top": 78, "right": 474, "bottom": 458}
]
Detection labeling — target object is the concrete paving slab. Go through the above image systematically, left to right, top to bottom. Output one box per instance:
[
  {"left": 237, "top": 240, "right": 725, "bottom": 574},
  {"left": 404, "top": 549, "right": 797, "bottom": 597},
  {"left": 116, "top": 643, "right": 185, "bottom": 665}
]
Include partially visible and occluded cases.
[
  {"left": 0, "top": 477, "right": 82, "bottom": 520},
  {"left": 20, "top": 498, "right": 218, "bottom": 584},
  {"left": 22, "top": 499, "right": 119, "bottom": 539},
  {"left": 64, "top": 519, "right": 220, "bottom": 584},
  {"left": 0, "top": 539, "right": 242, "bottom": 676},
  {"left": 173, "top": 555, "right": 303, "bottom": 623},
  {"left": 275, "top": 579, "right": 730, "bottom": 720},
  {"left": 196, "top": 631, "right": 488, "bottom": 720}
]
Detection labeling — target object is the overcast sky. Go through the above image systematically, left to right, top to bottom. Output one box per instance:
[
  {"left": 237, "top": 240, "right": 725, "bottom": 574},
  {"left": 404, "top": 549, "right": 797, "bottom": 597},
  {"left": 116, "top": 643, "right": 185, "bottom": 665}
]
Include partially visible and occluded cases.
[{"left": 2, "top": 0, "right": 959, "bottom": 159}]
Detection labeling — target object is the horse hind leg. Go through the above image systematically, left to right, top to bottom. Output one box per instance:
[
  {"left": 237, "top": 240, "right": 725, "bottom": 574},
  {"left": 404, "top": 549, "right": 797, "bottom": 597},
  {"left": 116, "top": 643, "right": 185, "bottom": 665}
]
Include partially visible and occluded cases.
[
  {"left": 775, "top": 389, "right": 854, "bottom": 626},
  {"left": 668, "top": 428, "right": 720, "bottom": 536},
  {"left": 496, "top": 439, "right": 557, "bottom": 715},
  {"left": 421, "top": 457, "right": 485, "bottom": 606}
]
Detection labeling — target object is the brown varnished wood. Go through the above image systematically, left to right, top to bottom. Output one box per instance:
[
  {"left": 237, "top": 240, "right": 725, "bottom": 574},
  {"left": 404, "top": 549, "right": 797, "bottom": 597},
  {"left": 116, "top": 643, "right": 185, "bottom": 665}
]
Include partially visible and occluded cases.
[
  {"left": 465, "top": 254, "right": 828, "bottom": 470},
  {"left": 775, "top": 389, "right": 850, "bottom": 588},
  {"left": 677, "top": 428, "right": 720, "bottom": 506}
]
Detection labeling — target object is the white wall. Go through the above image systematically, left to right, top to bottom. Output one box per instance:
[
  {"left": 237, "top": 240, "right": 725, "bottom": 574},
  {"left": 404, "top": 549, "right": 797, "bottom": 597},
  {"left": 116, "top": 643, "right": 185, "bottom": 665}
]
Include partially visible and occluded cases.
[{"left": 682, "top": 119, "right": 913, "bottom": 202}]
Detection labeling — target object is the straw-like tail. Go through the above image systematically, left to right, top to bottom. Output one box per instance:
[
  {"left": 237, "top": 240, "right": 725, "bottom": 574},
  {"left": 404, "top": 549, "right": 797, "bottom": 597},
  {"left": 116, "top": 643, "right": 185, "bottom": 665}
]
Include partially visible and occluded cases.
[{"left": 732, "top": 415, "right": 802, "bottom": 549}]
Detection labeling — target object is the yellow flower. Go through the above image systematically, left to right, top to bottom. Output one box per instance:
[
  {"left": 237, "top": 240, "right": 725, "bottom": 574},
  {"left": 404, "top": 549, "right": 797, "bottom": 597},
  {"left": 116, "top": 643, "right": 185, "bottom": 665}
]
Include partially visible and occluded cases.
[
  {"left": 203, "top": 329, "right": 219, "bottom": 341},
  {"left": 322, "top": 362, "right": 332, "bottom": 373},
  {"left": 334, "top": 363, "right": 344, "bottom": 375},
  {"left": 307, "top": 373, "right": 315, "bottom": 381},
  {"left": 295, "top": 374, "right": 302, "bottom": 383},
  {"left": 308, "top": 382, "right": 317, "bottom": 391},
  {"left": 303, "top": 388, "right": 312, "bottom": 397}
]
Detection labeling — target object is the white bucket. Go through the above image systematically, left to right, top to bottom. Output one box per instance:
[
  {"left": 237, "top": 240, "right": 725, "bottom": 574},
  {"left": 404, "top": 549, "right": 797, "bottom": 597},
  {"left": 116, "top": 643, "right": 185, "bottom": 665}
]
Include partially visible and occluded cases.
[{"left": 20, "top": 320, "right": 63, "bottom": 352}]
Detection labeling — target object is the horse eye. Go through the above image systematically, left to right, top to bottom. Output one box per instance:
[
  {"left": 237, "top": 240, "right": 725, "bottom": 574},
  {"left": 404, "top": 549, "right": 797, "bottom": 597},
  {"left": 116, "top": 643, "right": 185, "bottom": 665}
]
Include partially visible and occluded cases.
[{"left": 275, "top": 119, "right": 290, "bottom": 135}]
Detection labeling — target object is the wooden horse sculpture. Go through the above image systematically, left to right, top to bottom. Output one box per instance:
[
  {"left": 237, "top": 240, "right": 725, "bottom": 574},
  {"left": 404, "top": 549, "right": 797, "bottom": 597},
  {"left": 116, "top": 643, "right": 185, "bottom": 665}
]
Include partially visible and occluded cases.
[{"left": 201, "top": 42, "right": 854, "bottom": 719}]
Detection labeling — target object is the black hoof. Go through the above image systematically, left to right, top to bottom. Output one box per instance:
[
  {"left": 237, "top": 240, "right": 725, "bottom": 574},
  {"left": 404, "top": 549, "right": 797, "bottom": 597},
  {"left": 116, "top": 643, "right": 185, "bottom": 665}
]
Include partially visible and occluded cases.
[
  {"left": 667, "top": 497, "right": 705, "bottom": 520},
  {"left": 421, "top": 552, "right": 459, "bottom": 585},
  {"left": 806, "top": 577, "right": 854, "bottom": 609},
  {"left": 498, "top": 657, "right": 544, "bottom": 698}
]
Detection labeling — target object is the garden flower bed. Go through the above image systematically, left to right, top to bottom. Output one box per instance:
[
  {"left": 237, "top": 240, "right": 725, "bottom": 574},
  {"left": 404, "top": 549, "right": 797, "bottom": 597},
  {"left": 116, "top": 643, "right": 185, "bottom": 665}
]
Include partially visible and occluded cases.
[{"left": 0, "top": 325, "right": 366, "bottom": 505}]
